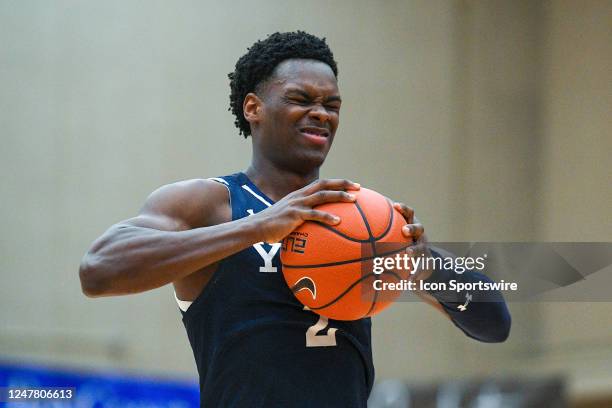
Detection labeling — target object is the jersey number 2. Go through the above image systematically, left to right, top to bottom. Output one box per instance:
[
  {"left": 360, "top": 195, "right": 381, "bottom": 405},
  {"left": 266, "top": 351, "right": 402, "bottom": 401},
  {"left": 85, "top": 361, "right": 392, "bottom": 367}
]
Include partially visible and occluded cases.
[{"left": 304, "top": 307, "right": 337, "bottom": 347}]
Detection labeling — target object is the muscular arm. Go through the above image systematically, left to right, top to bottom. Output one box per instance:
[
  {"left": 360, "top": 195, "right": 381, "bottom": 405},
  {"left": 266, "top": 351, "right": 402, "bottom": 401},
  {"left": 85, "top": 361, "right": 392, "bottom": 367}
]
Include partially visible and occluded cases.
[
  {"left": 79, "top": 178, "right": 361, "bottom": 298},
  {"left": 79, "top": 179, "right": 256, "bottom": 297}
]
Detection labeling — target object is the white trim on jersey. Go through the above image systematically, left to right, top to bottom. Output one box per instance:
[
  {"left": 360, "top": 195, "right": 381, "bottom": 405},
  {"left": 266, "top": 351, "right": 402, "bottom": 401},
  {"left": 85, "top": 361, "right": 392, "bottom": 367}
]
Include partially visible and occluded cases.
[
  {"left": 174, "top": 176, "right": 230, "bottom": 312},
  {"left": 208, "top": 177, "right": 229, "bottom": 185},
  {"left": 208, "top": 177, "right": 232, "bottom": 209},
  {"left": 174, "top": 179, "right": 272, "bottom": 311},
  {"left": 241, "top": 184, "right": 272, "bottom": 207},
  {"left": 174, "top": 291, "right": 192, "bottom": 312}
]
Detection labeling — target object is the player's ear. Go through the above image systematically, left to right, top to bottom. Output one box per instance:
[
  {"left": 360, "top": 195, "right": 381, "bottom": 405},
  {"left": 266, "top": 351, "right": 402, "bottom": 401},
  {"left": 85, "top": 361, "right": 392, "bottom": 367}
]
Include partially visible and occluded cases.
[{"left": 243, "top": 93, "right": 263, "bottom": 126}]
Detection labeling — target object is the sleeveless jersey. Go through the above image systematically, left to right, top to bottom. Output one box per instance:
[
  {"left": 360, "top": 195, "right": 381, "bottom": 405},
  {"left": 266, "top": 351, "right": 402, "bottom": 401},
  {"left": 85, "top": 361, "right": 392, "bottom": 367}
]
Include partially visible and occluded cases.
[{"left": 179, "top": 172, "right": 374, "bottom": 407}]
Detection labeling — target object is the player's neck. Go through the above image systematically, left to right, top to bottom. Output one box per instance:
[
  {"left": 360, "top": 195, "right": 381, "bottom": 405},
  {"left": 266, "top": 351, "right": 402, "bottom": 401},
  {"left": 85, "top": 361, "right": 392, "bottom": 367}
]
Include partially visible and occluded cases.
[{"left": 244, "top": 160, "right": 319, "bottom": 202}]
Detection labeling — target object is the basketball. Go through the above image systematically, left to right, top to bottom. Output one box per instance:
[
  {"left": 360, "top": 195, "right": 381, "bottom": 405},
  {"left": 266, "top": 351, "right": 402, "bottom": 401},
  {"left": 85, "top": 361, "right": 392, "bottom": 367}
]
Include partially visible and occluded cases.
[{"left": 280, "top": 187, "right": 412, "bottom": 320}]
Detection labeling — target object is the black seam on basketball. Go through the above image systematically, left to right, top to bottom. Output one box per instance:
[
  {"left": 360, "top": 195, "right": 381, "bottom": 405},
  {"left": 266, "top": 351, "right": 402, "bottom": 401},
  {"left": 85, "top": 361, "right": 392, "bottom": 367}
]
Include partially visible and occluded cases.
[
  {"left": 306, "top": 196, "right": 396, "bottom": 243},
  {"left": 372, "top": 199, "right": 394, "bottom": 241},
  {"left": 354, "top": 200, "right": 377, "bottom": 257},
  {"left": 311, "top": 221, "right": 375, "bottom": 243},
  {"left": 282, "top": 245, "right": 411, "bottom": 269},
  {"left": 363, "top": 267, "right": 404, "bottom": 317},
  {"left": 308, "top": 270, "right": 403, "bottom": 311},
  {"left": 363, "top": 289, "right": 379, "bottom": 318}
]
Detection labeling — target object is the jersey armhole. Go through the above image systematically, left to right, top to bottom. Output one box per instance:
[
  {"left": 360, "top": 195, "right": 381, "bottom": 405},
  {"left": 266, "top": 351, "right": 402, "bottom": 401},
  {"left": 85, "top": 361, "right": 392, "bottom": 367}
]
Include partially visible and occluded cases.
[
  {"left": 172, "top": 176, "right": 232, "bottom": 313},
  {"left": 208, "top": 176, "right": 232, "bottom": 215},
  {"left": 174, "top": 290, "right": 193, "bottom": 312}
]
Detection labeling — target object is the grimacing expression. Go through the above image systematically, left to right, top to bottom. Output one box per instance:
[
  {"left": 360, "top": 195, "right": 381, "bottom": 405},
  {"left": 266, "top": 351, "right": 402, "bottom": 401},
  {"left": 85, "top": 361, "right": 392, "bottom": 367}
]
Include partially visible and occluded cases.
[{"left": 249, "top": 59, "right": 341, "bottom": 172}]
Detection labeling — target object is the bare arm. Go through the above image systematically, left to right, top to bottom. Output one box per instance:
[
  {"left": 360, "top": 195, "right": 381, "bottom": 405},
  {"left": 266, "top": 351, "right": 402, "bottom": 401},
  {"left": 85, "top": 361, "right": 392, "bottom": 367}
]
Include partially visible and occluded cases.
[
  {"left": 79, "top": 178, "right": 361, "bottom": 297},
  {"left": 79, "top": 179, "right": 253, "bottom": 297}
]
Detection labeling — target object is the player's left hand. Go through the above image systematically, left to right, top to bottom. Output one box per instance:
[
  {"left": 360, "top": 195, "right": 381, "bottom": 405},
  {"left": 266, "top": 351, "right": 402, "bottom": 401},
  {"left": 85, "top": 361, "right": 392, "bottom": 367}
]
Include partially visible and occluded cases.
[
  {"left": 393, "top": 202, "right": 433, "bottom": 281},
  {"left": 393, "top": 202, "right": 424, "bottom": 242}
]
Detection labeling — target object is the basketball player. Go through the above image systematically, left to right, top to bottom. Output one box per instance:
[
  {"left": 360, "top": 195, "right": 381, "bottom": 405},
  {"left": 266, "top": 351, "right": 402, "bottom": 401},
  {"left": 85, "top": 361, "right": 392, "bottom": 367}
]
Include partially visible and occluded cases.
[{"left": 79, "top": 32, "right": 510, "bottom": 407}]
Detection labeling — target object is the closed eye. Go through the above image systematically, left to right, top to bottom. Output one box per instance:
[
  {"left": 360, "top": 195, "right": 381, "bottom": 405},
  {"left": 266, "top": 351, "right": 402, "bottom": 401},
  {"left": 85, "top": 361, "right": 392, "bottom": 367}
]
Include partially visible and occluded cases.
[{"left": 284, "top": 95, "right": 310, "bottom": 105}]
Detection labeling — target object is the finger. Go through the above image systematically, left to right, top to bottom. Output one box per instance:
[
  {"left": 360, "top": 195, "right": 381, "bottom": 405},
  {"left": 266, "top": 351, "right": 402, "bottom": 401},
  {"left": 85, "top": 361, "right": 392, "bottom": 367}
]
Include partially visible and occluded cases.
[
  {"left": 302, "top": 179, "right": 360, "bottom": 195},
  {"left": 301, "top": 190, "right": 356, "bottom": 207},
  {"left": 393, "top": 202, "right": 414, "bottom": 224},
  {"left": 300, "top": 209, "right": 341, "bottom": 225},
  {"left": 402, "top": 223, "right": 424, "bottom": 241},
  {"left": 402, "top": 223, "right": 425, "bottom": 240},
  {"left": 405, "top": 242, "right": 429, "bottom": 277},
  {"left": 406, "top": 242, "right": 427, "bottom": 257}
]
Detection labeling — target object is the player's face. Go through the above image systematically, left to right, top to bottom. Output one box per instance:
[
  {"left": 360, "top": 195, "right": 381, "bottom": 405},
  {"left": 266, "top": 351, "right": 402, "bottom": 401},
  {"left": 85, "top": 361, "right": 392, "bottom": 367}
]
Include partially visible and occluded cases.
[{"left": 256, "top": 59, "right": 341, "bottom": 172}]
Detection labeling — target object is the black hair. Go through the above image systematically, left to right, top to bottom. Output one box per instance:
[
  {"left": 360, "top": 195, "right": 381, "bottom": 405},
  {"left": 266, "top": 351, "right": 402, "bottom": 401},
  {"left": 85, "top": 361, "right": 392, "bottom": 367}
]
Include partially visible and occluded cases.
[{"left": 228, "top": 31, "right": 338, "bottom": 137}]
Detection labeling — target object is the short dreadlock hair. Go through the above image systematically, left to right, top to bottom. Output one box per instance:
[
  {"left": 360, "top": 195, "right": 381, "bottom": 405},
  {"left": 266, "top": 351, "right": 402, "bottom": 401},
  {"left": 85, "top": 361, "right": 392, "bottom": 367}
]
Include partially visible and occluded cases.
[{"left": 228, "top": 31, "right": 338, "bottom": 137}]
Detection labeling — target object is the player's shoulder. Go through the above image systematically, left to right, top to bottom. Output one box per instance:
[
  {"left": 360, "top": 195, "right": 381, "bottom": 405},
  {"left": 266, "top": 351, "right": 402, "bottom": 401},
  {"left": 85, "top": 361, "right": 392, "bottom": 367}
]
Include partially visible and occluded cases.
[
  {"left": 141, "top": 178, "right": 230, "bottom": 228},
  {"left": 149, "top": 178, "right": 227, "bottom": 200}
]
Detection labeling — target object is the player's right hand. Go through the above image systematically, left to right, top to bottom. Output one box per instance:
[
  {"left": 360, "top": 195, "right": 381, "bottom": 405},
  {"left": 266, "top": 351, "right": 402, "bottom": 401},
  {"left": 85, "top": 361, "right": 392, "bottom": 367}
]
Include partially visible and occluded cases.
[{"left": 251, "top": 179, "right": 360, "bottom": 243}]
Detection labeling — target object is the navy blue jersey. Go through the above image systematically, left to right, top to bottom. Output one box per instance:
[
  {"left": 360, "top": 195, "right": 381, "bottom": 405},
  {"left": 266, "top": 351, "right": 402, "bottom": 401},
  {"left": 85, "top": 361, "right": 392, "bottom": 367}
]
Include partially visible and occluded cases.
[{"left": 180, "top": 172, "right": 374, "bottom": 408}]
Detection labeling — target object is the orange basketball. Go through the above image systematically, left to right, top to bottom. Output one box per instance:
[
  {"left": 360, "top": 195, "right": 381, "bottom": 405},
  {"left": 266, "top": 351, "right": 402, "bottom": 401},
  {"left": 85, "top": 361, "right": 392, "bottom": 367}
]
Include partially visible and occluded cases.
[{"left": 280, "top": 187, "right": 412, "bottom": 320}]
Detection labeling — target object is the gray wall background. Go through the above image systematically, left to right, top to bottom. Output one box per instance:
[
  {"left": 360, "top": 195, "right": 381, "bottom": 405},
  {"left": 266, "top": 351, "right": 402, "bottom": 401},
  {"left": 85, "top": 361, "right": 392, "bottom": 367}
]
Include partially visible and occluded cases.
[{"left": 1, "top": 0, "right": 611, "bottom": 402}]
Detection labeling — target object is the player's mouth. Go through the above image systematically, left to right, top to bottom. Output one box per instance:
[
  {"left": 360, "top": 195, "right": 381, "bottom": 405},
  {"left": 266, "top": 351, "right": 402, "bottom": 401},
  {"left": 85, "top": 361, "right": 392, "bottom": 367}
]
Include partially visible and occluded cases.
[{"left": 299, "top": 126, "right": 330, "bottom": 146}]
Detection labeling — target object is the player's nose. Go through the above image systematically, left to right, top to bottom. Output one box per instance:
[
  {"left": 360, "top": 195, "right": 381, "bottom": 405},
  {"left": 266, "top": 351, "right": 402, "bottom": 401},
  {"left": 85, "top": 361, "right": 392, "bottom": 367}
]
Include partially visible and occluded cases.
[{"left": 308, "top": 104, "right": 331, "bottom": 123}]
